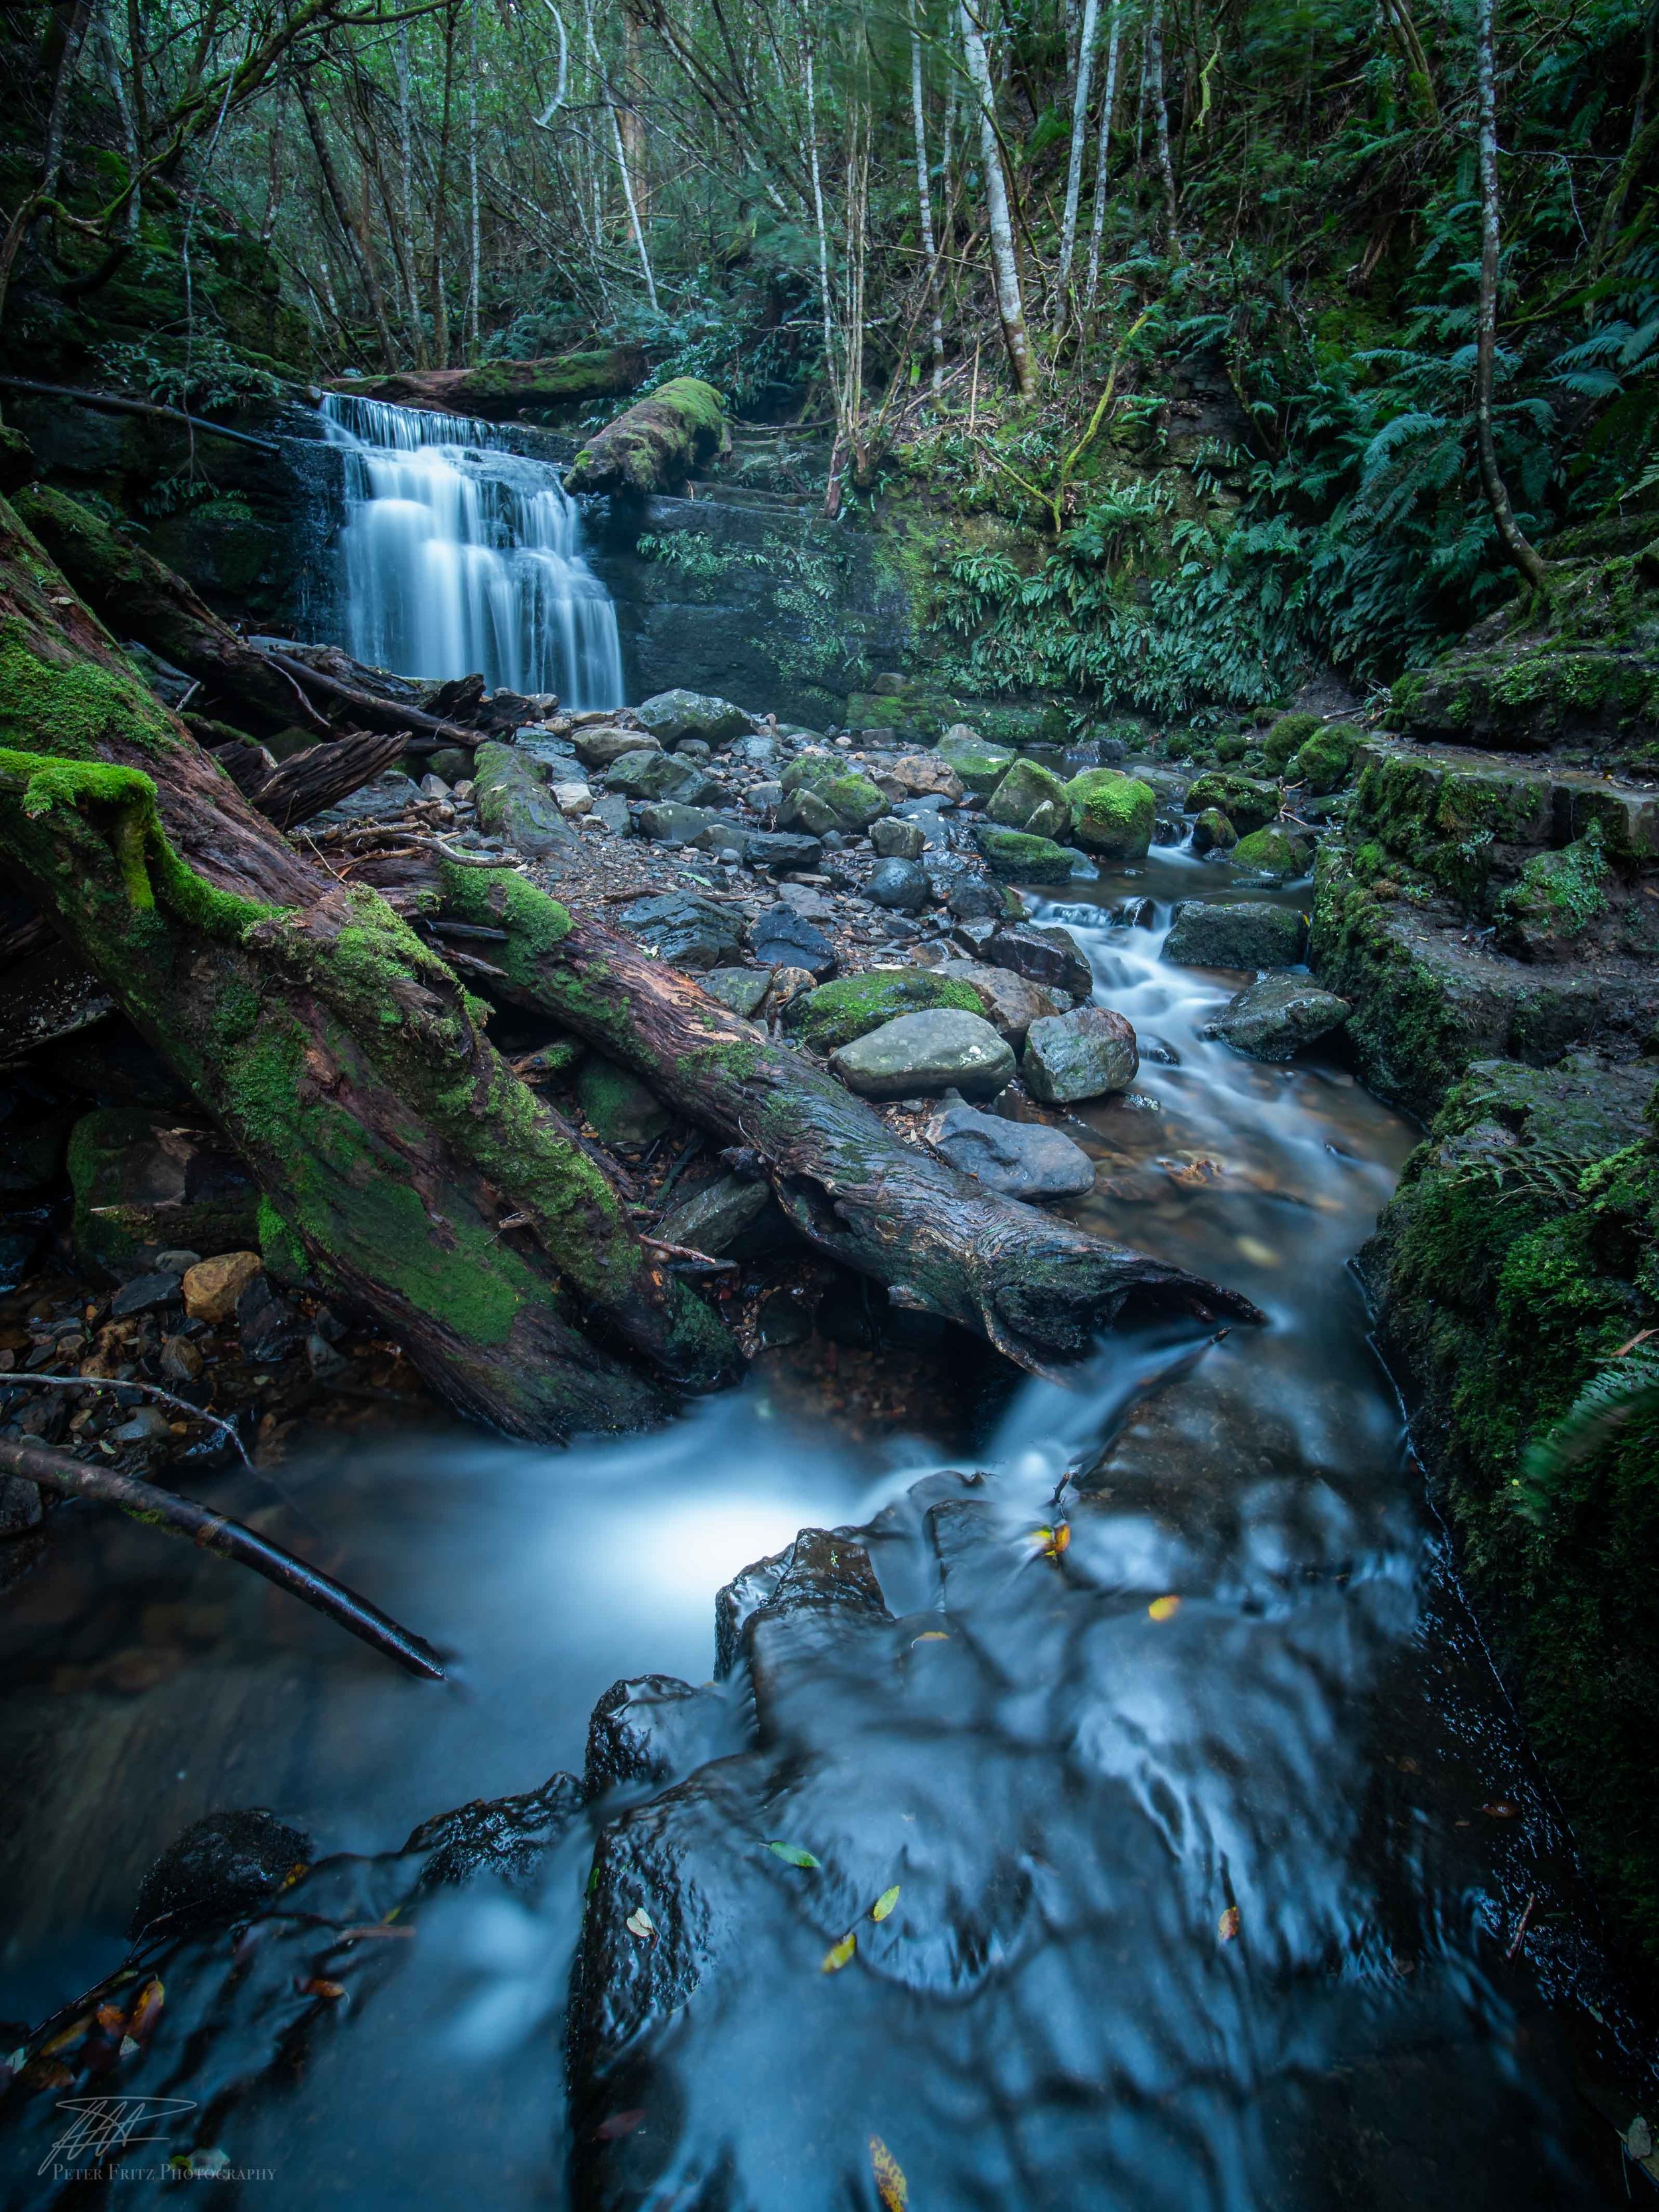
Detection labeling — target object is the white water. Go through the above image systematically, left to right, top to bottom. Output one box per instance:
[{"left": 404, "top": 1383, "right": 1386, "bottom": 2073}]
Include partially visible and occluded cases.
[{"left": 319, "top": 392, "right": 624, "bottom": 709}]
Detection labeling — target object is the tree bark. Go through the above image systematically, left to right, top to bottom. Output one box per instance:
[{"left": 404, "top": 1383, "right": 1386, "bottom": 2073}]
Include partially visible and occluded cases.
[
  {"left": 959, "top": 0, "right": 1037, "bottom": 396},
  {"left": 1055, "top": 0, "right": 1101, "bottom": 317},
  {"left": 1474, "top": 0, "right": 1547, "bottom": 594},
  {"left": 909, "top": 1, "right": 946, "bottom": 389},
  {"left": 1085, "top": 3, "right": 1120, "bottom": 308},
  {"left": 1149, "top": 3, "right": 1180, "bottom": 250},
  {"left": 297, "top": 68, "right": 397, "bottom": 369},
  {"left": 0, "top": 496, "right": 736, "bottom": 1437},
  {"left": 237, "top": 726, "right": 410, "bottom": 828},
  {"left": 439, "top": 869, "right": 1265, "bottom": 1372}
]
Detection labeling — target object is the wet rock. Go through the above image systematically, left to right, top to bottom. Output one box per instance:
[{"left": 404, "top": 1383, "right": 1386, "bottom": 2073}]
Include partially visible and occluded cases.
[
  {"left": 634, "top": 689, "right": 751, "bottom": 745},
  {"left": 574, "top": 724, "right": 661, "bottom": 768},
  {"left": 938, "top": 732, "right": 1015, "bottom": 793},
  {"left": 471, "top": 741, "right": 573, "bottom": 853},
  {"left": 604, "top": 750, "right": 721, "bottom": 806},
  {"left": 890, "top": 751, "right": 966, "bottom": 800},
  {"left": 778, "top": 757, "right": 887, "bottom": 832},
  {"left": 987, "top": 757, "right": 1070, "bottom": 839},
  {"left": 313, "top": 769, "right": 423, "bottom": 826},
  {"left": 1064, "top": 769, "right": 1157, "bottom": 858},
  {"left": 1184, "top": 770, "right": 1280, "bottom": 834},
  {"left": 746, "top": 779, "right": 784, "bottom": 811},
  {"left": 552, "top": 780, "right": 593, "bottom": 816},
  {"left": 776, "top": 784, "right": 839, "bottom": 836},
  {"left": 589, "top": 792, "right": 633, "bottom": 836},
  {"left": 638, "top": 801, "right": 721, "bottom": 846},
  {"left": 1192, "top": 806, "right": 1238, "bottom": 853},
  {"left": 869, "top": 816, "right": 928, "bottom": 860},
  {"left": 973, "top": 825, "right": 1078, "bottom": 881},
  {"left": 1231, "top": 825, "right": 1306, "bottom": 881},
  {"left": 743, "top": 830, "right": 823, "bottom": 873},
  {"left": 867, "top": 857, "right": 931, "bottom": 911},
  {"left": 948, "top": 879, "right": 1007, "bottom": 922},
  {"left": 618, "top": 892, "right": 744, "bottom": 969},
  {"left": 1165, "top": 900, "right": 1308, "bottom": 969},
  {"left": 751, "top": 905, "right": 837, "bottom": 979},
  {"left": 984, "top": 922, "right": 1094, "bottom": 999},
  {"left": 936, "top": 958, "right": 1060, "bottom": 1045},
  {"left": 700, "top": 968, "right": 770, "bottom": 1019},
  {"left": 784, "top": 970, "right": 982, "bottom": 1053},
  {"left": 1206, "top": 974, "right": 1350, "bottom": 1059},
  {"left": 1022, "top": 1005, "right": 1139, "bottom": 1102},
  {"left": 830, "top": 1009, "right": 1015, "bottom": 1100},
  {"left": 577, "top": 1057, "right": 673, "bottom": 1147},
  {"left": 927, "top": 1100, "right": 1096, "bottom": 1199},
  {"left": 68, "top": 1110, "right": 260, "bottom": 1278},
  {"left": 657, "top": 1173, "right": 774, "bottom": 1255},
  {"left": 182, "top": 1250, "right": 263, "bottom": 1324},
  {"left": 111, "top": 1269, "right": 184, "bottom": 1318},
  {"left": 236, "top": 1272, "right": 296, "bottom": 1355},
  {"left": 159, "top": 1332, "right": 206, "bottom": 1383},
  {"left": 109, "top": 1403, "right": 174, "bottom": 1445},
  {"left": 0, "top": 1473, "right": 42, "bottom": 1534},
  {"left": 585, "top": 1676, "right": 735, "bottom": 1797},
  {"left": 402, "top": 1771, "right": 585, "bottom": 1892},
  {"left": 129, "top": 1808, "right": 313, "bottom": 1939}
]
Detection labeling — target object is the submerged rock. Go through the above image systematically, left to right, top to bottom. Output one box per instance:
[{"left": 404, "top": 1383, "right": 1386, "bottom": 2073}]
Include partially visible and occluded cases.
[
  {"left": 1164, "top": 900, "right": 1308, "bottom": 969},
  {"left": 1206, "top": 974, "right": 1350, "bottom": 1059},
  {"left": 1022, "top": 1005, "right": 1139, "bottom": 1103},
  {"left": 830, "top": 1009, "right": 1015, "bottom": 1099},
  {"left": 927, "top": 1101, "right": 1096, "bottom": 1199}
]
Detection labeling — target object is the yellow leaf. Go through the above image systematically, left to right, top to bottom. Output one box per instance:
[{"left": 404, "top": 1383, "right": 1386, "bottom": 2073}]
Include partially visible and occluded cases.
[
  {"left": 1148, "top": 1594, "right": 1181, "bottom": 1621},
  {"left": 910, "top": 1631, "right": 950, "bottom": 1645},
  {"left": 871, "top": 1885, "right": 901, "bottom": 1922},
  {"left": 1218, "top": 1905, "right": 1241, "bottom": 1941},
  {"left": 821, "top": 1930, "right": 857, "bottom": 1973},
  {"left": 869, "top": 2133, "right": 908, "bottom": 2210}
]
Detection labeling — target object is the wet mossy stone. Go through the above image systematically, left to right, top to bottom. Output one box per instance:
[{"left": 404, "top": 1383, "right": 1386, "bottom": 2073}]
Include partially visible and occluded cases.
[
  {"left": 563, "top": 375, "right": 727, "bottom": 495},
  {"left": 635, "top": 690, "right": 750, "bottom": 745},
  {"left": 1261, "top": 711, "right": 1321, "bottom": 771},
  {"left": 1286, "top": 723, "right": 1359, "bottom": 794},
  {"left": 938, "top": 733, "right": 1017, "bottom": 794},
  {"left": 472, "top": 741, "right": 573, "bottom": 854},
  {"left": 604, "top": 749, "right": 721, "bottom": 806},
  {"left": 779, "top": 754, "right": 886, "bottom": 831},
  {"left": 986, "top": 757, "right": 1069, "bottom": 839},
  {"left": 1064, "top": 769, "right": 1157, "bottom": 859},
  {"left": 1184, "top": 771, "right": 1280, "bottom": 834},
  {"left": 776, "top": 784, "right": 839, "bottom": 836},
  {"left": 640, "top": 802, "right": 721, "bottom": 846},
  {"left": 1192, "top": 807, "right": 1237, "bottom": 853},
  {"left": 869, "top": 816, "right": 927, "bottom": 861},
  {"left": 974, "top": 824, "right": 1077, "bottom": 881},
  {"left": 1231, "top": 825, "right": 1306, "bottom": 881},
  {"left": 1496, "top": 830, "right": 1610, "bottom": 960},
  {"left": 867, "top": 857, "right": 931, "bottom": 911},
  {"left": 618, "top": 891, "right": 743, "bottom": 970},
  {"left": 1164, "top": 900, "right": 1308, "bottom": 969},
  {"left": 701, "top": 967, "right": 770, "bottom": 1019},
  {"left": 784, "top": 970, "right": 981, "bottom": 1053},
  {"left": 1206, "top": 974, "right": 1350, "bottom": 1060},
  {"left": 1022, "top": 1005, "right": 1139, "bottom": 1104},
  {"left": 830, "top": 1008, "right": 1015, "bottom": 1100},
  {"left": 576, "top": 1055, "right": 672, "bottom": 1147},
  {"left": 68, "top": 1108, "right": 260, "bottom": 1277},
  {"left": 656, "top": 1174, "right": 774, "bottom": 1258},
  {"left": 129, "top": 1808, "right": 313, "bottom": 1939}
]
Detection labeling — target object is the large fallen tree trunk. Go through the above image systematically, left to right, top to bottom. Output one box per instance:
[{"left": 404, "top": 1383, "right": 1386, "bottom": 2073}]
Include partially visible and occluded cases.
[
  {"left": 563, "top": 376, "right": 729, "bottom": 496},
  {"left": 12, "top": 482, "right": 317, "bottom": 733},
  {"left": 0, "top": 494, "right": 735, "bottom": 1436},
  {"left": 250, "top": 643, "right": 486, "bottom": 751},
  {"left": 226, "top": 726, "right": 410, "bottom": 828},
  {"left": 438, "top": 867, "right": 1266, "bottom": 1372}
]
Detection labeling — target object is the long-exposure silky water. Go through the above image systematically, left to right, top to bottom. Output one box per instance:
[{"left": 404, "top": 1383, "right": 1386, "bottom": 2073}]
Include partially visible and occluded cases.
[{"left": 319, "top": 392, "right": 624, "bottom": 707}]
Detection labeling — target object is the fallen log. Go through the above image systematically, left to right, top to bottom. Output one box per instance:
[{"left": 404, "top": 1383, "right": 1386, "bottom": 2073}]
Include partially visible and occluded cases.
[
  {"left": 0, "top": 374, "right": 285, "bottom": 456},
  {"left": 563, "top": 376, "right": 729, "bottom": 496},
  {"left": 13, "top": 482, "right": 316, "bottom": 732},
  {"left": 0, "top": 492, "right": 735, "bottom": 1436},
  {"left": 250, "top": 642, "right": 485, "bottom": 751},
  {"left": 242, "top": 726, "right": 409, "bottom": 829},
  {"left": 438, "top": 867, "right": 1267, "bottom": 1372},
  {"left": 0, "top": 1434, "right": 445, "bottom": 1679}
]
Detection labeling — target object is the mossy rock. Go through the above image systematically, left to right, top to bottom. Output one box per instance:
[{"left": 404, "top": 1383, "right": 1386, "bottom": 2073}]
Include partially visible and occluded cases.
[
  {"left": 563, "top": 377, "right": 728, "bottom": 496},
  {"left": 968, "top": 701, "right": 1070, "bottom": 750},
  {"left": 1261, "top": 711, "right": 1321, "bottom": 771},
  {"left": 1286, "top": 723, "right": 1359, "bottom": 794},
  {"left": 938, "top": 733, "right": 1016, "bottom": 794},
  {"left": 778, "top": 753, "right": 886, "bottom": 830},
  {"left": 987, "top": 757, "right": 1069, "bottom": 839},
  {"left": 1064, "top": 769, "right": 1156, "bottom": 859},
  {"left": 1184, "top": 771, "right": 1279, "bottom": 834},
  {"left": 1192, "top": 807, "right": 1236, "bottom": 853},
  {"left": 973, "top": 824, "right": 1078, "bottom": 881},
  {"left": 1232, "top": 825, "right": 1306, "bottom": 880},
  {"left": 1496, "top": 830, "right": 1610, "bottom": 958},
  {"left": 784, "top": 970, "right": 982, "bottom": 1053},
  {"left": 575, "top": 1056, "right": 672, "bottom": 1147}
]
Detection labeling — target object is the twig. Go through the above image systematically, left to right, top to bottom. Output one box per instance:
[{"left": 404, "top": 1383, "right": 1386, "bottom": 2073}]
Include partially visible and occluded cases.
[
  {"left": 0, "top": 374, "right": 283, "bottom": 455},
  {"left": 639, "top": 1234, "right": 737, "bottom": 1272},
  {"left": 3, "top": 1372, "right": 252, "bottom": 1466},
  {"left": 0, "top": 1434, "right": 445, "bottom": 1680},
  {"left": 1505, "top": 1890, "right": 1538, "bottom": 1959}
]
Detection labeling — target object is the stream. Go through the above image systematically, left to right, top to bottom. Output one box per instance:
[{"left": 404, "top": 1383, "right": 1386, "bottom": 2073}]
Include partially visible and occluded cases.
[{"left": 0, "top": 849, "right": 1641, "bottom": 2207}]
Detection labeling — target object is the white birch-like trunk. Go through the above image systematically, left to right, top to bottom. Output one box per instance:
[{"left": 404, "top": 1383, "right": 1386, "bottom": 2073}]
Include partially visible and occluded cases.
[
  {"left": 467, "top": 0, "right": 481, "bottom": 352},
  {"left": 910, "top": 0, "right": 945, "bottom": 387},
  {"left": 958, "top": 0, "right": 1036, "bottom": 396},
  {"left": 1055, "top": 0, "right": 1101, "bottom": 317},
  {"left": 1475, "top": 0, "right": 1546, "bottom": 589},
  {"left": 1149, "top": 3, "right": 1179, "bottom": 246},
  {"left": 1085, "top": 5, "right": 1119, "bottom": 307},
  {"left": 394, "top": 25, "right": 427, "bottom": 363}
]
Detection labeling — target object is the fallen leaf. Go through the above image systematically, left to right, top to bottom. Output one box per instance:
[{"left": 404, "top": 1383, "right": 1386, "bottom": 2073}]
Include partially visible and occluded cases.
[
  {"left": 1235, "top": 1235, "right": 1280, "bottom": 1266},
  {"left": 1030, "top": 1522, "right": 1071, "bottom": 1561},
  {"left": 1147, "top": 1594, "right": 1181, "bottom": 1622},
  {"left": 910, "top": 1630, "right": 950, "bottom": 1645},
  {"left": 1480, "top": 1801, "right": 1518, "bottom": 1819},
  {"left": 766, "top": 1840, "right": 822, "bottom": 1869},
  {"left": 871, "top": 1885, "right": 901, "bottom": 1922},
  {"left": 625, "top": 1905, "right": 657, "bottom": 1941},
  {"left": 1218, "top": 1905, "right": 1241, "bottom": 1941},
  {"left": 821, "top": 1930, "right": 857, "bottom": 1973},
  {"left": 126, "top": 1979, "right": 164, "bottom": 2041},
  {"left": 304, "top": 1979, "right": 346, "bottom": 2001},
  {"left": 594, "top": 2109, "right": 647, "bottom": 2142},
  {"left": 870, "top": 2133, "right": 908, "bottom": 2210}
]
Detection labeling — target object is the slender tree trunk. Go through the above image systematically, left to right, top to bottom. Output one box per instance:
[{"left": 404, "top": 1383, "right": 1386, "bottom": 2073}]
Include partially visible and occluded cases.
[
  {"left": 0, "top": 0, "right": 95, "bottom": 329},
  {"left": 432, "top": 0, "right": 457, "bottom": 365},
  {"left": 466, "top": 0, "right": 482, "bottom": 352},
  {"left": 958, "top": 0, "right": 1036, "bottom": 396},
  {"left": 1055, "top": 0, "right": 1101, "bottom": 320},
  {"left": 1474, "top": 0, "right": 1547, "bottom": 591},
  {"left": 909, "top": 1, "right": 945, "bottom": 389},
  {"left": 802, "top": 2, "right": 841, "bottom": 498},
  {"left": 587, "top": 3, "right": 658, "bottom": 317},
  {"left": 1085, "top": 3, "right": 1119, "bottom": 307},
  {"left": 1149, "top": 3, "right": 1179, "bottom": 248},
  {"left": 100, "top": 6, "right": 143, "bottom": 242},
  {"left": 394, "top": 24, "right": 428, "bottom": 364},
  {"left": 297, "top": 72, "right": 396, "bottom": 368}
]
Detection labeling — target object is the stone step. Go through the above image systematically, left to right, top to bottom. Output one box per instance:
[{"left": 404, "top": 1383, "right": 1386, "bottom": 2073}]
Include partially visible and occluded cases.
[{"left": 1353, "top": 738, "right": 1659, "bottom": 866}]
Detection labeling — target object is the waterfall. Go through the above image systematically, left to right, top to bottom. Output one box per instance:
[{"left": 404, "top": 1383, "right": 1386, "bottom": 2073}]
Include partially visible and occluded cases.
[{"left": 319, "top": 392, "right": 624, "bottom": 711}]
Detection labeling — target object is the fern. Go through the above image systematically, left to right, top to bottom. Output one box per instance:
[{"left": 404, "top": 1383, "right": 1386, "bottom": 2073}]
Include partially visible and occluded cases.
[{"left": 1516, "top": 1353, "right": 1659, "bottom": 1526}]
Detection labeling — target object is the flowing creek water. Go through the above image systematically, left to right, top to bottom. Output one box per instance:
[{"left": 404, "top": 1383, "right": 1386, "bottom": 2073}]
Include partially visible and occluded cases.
[
  {"left": 318, "top": 393, "right": 624, "bottom": 706},
  {"left": 0, "top": 853, "right": 1648, "bottom": 2206}
]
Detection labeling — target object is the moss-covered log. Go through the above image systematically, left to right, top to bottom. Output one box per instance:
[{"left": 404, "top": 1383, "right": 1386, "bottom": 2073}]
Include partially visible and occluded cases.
[
  {"left": 335, "top": 347, "right": 648, "bottom": 419},
  {"left": 563, "top": 378, "right": 728, "bottom": 496},
  {"left": 13, "top": 482, "right": 306, "bottom": 732},
  {"left": 0, "top": 494, "right": 735, "bottom": 1436},
  {"left": 439, "top": 867, "right": 1265, "bottom": 1372}
]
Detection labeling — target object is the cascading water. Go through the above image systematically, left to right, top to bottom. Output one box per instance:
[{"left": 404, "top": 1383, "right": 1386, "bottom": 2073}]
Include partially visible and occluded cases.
[{"left": 319, "top": 392, "right": 624, "bottom": 709}]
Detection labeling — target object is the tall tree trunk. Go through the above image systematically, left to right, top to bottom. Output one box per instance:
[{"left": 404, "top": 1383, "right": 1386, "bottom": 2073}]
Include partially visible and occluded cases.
[
  {"left": 0, "top": 0, "right": 95, "bottom": 329},
  {"left": 432, "top": 0, "right": 457, "bottom": 365},
  {"left": 466, "top": 0, "right": 482, "bottom": 353},
  {"left": 958, "top": 0, "right": 1037, "bottom": 396},
  {"left": 1054, "top": 0, "right": 1101, "bottom": 321},
  {"left": 1474, "top": 0, "right": 1547, "bottom": 592},
  {"left": 909, "top": 1, "right": 946, "bottom": 389},
  {"left": 1149, "top": 2, "right": 1179, "bottom": 248},
  {"left": 588, "top": 3, "right": 659, "bottom": 321},
  {"left": 802, "top": 3, "right": 841, "bottom": 503},
  {"left": 1084, "top": 3, "right": 1119, "bottom": 308},
  {"left": 394, "top": 25, "right": 428, "bottom": 364},
  {"left": 297, "top": 71, "right": 396, "bottom": 368}
]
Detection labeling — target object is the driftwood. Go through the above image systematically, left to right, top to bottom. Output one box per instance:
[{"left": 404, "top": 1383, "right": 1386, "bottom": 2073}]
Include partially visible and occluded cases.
[
  {"left": 0, "top": 374, "right": 285, "bottom": 455},
  {"left": 0, "top": 490, "right": 735, "bottom": 1438},
  {"left": 249, "top": 643, "right": 486, "bottom": 751},
  {"left": 239, "top": 727, "right": 410, "bottom": 829},
  {"left": 439, "top": 869, "right": 1267, "bottom": 1374},
  {"left": 0, "top": 1434, "right": 445, "bottom": 1678}
]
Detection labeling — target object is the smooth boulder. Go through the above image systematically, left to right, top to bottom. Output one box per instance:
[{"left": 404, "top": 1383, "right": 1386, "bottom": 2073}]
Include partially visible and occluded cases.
[
  {"left": 634, "top": 689, "right": 751, "bottom": 745},
  {"left": 472, "top": 741, "right": 573, "bottom": 853},
  {"left": 1064, "top": 769, "right": 1156, "bottom": 858},
  {"left": 867, "top": 857, "right": 931, "bottom": 911},
  {"left": 618, "top": 891, "right": 744, "bottom": 969},
  {"left": 1163, "top": 900, "right": 1307, "bottom": 969},
  {"left": 751, "top": 903, "right": 837, "bottom": 978},
  {"left": 984, "top": 922, "right": 1093, "bottom": 999},
  {"left": 937, "top": 958, "right": 1060, "bottom": 1045},
  {"left": 785, "top": 969, "right": 981, "bottom": 1052},
  {"left": 1206, "top": 973, "right": 1350, "bottom": 1059},
  {"left": 1022, "top": 1005, "right": 1139, "bottom": 1104},
  {"left": 830, "top": 1009, "right": 1015, "bottom": 1100},
  {"left": 926, "top": 1101, "right": 1096, "bottom": 1200}
]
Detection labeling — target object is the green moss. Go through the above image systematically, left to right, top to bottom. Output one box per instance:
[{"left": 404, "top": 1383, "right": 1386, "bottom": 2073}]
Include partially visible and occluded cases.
[
  {"left": 0, "top": 630, "right": 178, "bottom": 761},
  {"left": 1261, "top": 711, "right": 1321, "bottom": 770},
  {"left": 1286, "top": 722, "right": 1359, "bottom": 794},
  {"left": 937, "top": 734, "right": 1016, "bottom": 793},
  {"left": 778, "top": 754, "right": 887, "bottom": 830},
  {"left": 986, "top": 756, "right": 1068, "bottom": 836},
  {"left": 1064, "top": 767, "right": 1157, "bottom": 857},
  {"left": 1183, "top": 769, "right": 1279, "bottom": 833},
  {"left": 972, "top": 824, "right": 1077, "bottom": 880},
  {"left": 1232, "top": 824, "right": 1304, "bottom": 877},
  {"left": 1498, "top": 828, "right": 1609, "bottom": 951},
  {"left": 784, "top": 970, "right": 983, "bottom": 1052},
  {"left": 257, "top": 1192, "right": 314, "bottom": 1287}
]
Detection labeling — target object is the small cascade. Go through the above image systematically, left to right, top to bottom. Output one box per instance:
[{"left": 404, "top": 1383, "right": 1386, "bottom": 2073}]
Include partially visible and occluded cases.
[{"left": 319, "top": 391, "right": 624, "bottom": 710}]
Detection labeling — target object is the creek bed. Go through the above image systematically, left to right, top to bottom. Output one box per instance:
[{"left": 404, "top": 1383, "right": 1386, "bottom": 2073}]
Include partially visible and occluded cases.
[{"left": 0, "top": 847, "right": 1648, "bottom": 2207}]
